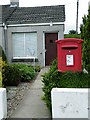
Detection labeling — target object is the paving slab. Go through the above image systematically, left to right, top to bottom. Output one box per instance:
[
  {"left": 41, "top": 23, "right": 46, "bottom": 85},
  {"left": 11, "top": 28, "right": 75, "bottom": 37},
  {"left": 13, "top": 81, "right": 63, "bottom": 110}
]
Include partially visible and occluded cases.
[{"left": 10, "top": 67, "right": 51, "bottom": 118}]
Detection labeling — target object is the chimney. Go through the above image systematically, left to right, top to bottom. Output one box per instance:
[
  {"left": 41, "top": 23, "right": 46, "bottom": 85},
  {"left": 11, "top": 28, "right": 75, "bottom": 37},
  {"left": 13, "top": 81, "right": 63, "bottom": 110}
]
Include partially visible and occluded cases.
[{"left": 10, "top": 0, "right": 19, "bottom": 7}]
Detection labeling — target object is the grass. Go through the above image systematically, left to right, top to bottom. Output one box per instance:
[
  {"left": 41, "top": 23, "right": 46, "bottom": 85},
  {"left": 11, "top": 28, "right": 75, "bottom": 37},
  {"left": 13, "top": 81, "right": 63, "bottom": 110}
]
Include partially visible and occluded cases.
[{"left": 0, "top": 72, "right": 2, "bottom": 87}]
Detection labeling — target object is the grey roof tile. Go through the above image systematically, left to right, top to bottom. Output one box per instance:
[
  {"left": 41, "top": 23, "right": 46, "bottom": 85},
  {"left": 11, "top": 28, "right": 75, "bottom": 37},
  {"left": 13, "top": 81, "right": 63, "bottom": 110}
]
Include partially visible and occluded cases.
[
  {"left": 2, "top": 5, "right": 65, "bottom": 25},
  {"left": 2, "top": 5, "right": 16, "bottom": 23}
]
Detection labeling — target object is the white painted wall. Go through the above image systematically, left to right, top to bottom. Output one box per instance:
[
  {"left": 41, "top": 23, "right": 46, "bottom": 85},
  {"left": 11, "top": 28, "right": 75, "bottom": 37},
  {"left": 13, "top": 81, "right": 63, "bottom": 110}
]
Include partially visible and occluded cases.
[
  {"left": 0, "top": 88, "right": 7, "bottom": 120},
  {"left": 51, "top": 88, "right": 90, "bottom": 119}
]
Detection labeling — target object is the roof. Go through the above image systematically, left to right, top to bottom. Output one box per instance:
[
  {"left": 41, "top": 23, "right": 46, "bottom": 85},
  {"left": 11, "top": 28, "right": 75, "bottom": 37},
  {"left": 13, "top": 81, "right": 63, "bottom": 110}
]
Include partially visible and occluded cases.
[
  {"left": 2, "top": 5, "right": 65, "bottom": 25},
  {"left": 2, "top": 5, "right": 17, "bottom": 23}
]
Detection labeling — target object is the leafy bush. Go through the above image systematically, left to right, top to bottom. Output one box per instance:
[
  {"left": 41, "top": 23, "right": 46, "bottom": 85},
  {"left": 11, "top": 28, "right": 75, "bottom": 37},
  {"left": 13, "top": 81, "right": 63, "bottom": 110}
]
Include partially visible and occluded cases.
[
  {"left": 0, "top": 45, "right": 7, "bottom": 62},
  {"left": 0, "top": 45, "right": 7, "bottom": 87},
  {"left": 0, "top": 45, "right": 7, "bottom": 72},
  {"left": 0, "top": 56, "right": 7, "bottom": 87},
  {"left": 0, "top": 57, "right": 2, "bottom": 72},
  {"left": 42, "top": 59, "right": 90, "bottom": 111},
  {"left": 2, "top": 63, "right": 36, "bottom": 86},
  {"left": 2, "top": 64, "right": 20, "bottom": 86},
  {"left": 12, "top": 64, "right": 36, "bottom": 82},
  {"left": 86, "top": 64, "right": 90, "bottom": 73},
  {"left": 34, "top": 66, "right": 41, "bottom": 72},
  {"left": 0, "top": 72, "right": 2, "bottom": 87}
]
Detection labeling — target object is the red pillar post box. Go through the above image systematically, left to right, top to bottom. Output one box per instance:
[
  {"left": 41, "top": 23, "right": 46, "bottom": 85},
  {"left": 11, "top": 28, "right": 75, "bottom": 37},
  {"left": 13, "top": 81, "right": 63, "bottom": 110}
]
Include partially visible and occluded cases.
[{"left": 56, "top": 38, "right": 84, "bottom": 72}]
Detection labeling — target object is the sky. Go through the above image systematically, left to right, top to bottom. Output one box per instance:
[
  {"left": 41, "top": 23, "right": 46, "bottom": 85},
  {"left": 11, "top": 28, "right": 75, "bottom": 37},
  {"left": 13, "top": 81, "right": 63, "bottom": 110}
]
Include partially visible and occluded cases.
[{"left": 0, "top": 0, "right": 90, "bottom": 34}]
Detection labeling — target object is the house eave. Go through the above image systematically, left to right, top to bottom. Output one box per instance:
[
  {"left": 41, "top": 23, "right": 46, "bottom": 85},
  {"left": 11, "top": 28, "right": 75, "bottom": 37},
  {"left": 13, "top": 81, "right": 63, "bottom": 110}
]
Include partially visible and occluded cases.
[{"left": 7, "top": 22, "right": 65, "bottom": 27}]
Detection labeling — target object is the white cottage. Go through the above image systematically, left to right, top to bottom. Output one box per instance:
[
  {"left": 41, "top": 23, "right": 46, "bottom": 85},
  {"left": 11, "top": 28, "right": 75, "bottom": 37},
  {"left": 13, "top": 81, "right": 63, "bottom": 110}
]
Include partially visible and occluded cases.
[{"left": 0, "top": 0, "right": 65, "bottom": 66}]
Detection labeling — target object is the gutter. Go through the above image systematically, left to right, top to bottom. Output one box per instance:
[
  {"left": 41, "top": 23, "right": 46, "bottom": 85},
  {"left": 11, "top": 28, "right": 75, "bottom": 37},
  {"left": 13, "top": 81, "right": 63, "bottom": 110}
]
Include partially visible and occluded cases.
[{"left": 7, "top": 22, "right": 64, "bottom": 27}]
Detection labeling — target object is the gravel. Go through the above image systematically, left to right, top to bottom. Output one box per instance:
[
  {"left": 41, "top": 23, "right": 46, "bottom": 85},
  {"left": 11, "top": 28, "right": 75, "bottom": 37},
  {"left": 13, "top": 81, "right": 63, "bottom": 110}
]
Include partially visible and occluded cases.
[{"left": 7, "top": 81, "right": 33, "bottom": 118}]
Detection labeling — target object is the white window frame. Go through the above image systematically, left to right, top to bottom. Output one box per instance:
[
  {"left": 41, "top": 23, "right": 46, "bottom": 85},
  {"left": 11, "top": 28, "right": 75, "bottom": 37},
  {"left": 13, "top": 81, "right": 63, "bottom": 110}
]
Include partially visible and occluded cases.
[{"left": 13, "top": 32, "right": 37, "bottom": 59}]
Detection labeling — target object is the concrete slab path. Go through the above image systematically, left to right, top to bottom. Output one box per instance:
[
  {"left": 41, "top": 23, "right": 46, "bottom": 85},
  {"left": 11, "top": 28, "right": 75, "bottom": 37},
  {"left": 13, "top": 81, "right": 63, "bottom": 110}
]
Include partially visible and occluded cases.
[{"left": 10, "top": 67, "right": 51, "bottom": 118}]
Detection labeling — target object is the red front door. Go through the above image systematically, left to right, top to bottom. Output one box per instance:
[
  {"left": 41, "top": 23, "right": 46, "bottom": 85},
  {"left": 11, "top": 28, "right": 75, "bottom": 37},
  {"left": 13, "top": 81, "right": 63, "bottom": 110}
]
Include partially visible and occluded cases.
[{"left": 45, "top": 33, "right": 58, "bottom": 66}]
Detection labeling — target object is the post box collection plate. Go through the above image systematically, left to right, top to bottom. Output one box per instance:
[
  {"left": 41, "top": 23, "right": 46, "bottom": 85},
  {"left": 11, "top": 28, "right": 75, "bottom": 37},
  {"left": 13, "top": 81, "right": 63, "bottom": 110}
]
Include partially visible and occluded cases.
[{"left": 66, "top": 55, "right": 74, "bottom": 66}]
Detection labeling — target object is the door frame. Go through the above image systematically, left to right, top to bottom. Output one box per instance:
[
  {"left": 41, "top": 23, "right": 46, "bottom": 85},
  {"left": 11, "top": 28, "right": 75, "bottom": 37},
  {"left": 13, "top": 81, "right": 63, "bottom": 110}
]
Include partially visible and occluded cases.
[{"left": 43, "top": 31, "right": 59, "bottom": 66}]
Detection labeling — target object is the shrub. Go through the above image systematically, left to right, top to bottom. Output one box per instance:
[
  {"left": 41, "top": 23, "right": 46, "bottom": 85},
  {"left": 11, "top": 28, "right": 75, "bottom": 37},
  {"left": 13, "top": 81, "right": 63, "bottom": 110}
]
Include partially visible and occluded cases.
[
  {"left": 0, "top": 45, "right": 7, "bottom": 62},
  {"left": 0, "top": 45, "right": 7, "bottom": 87},
  {"left": 0, "top": 57, "right": 2, "bottom": 72},
  {"left": 0, "top": 57, "right": 7, "bottom": 87},
  {"left": 42, "top": 59, "right": 90, "bottom": 111},
  {"left": 2, "top": 63, "right": 36, "bottom": 86},
  {"left": 2, "top": 64, "right": 20, "bottom": 86},
  {"left": 13, "top": 64, "right": 36, "bottom": 82},
  {"left": 86, "top": 64, "right": 90, "bottom": 73},
  {"left": 34, "top": 66, "right": 41, "bottom": 72},
  {"left": 0, "top": 72, "right": 2, "bottom": 87}
]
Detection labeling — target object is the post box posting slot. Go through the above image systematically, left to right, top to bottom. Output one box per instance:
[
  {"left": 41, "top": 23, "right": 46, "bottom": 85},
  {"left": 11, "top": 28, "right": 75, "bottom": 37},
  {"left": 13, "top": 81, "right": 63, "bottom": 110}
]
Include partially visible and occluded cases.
[{"left": 62, "top": 45, "right": 78, "bottom": 67}]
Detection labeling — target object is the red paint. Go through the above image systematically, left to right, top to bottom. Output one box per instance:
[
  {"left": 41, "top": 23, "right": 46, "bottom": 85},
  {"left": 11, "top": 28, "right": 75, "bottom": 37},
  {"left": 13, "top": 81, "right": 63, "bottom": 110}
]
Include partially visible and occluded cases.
[{"left": 56, "top": 38, "right": 84, "bottom": 72}]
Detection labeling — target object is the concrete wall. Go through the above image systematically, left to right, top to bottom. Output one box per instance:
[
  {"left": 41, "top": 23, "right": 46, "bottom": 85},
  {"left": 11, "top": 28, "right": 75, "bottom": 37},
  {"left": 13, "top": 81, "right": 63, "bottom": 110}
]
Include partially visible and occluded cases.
[
  {"left": 7, "top": 24, "right": 64, "bottom": 66},
  {"left": 0, "top": 88, "right": 7, "bottom": 120},
  {"left": 51, "top": 88, "right": 90, "bottom": 119}
]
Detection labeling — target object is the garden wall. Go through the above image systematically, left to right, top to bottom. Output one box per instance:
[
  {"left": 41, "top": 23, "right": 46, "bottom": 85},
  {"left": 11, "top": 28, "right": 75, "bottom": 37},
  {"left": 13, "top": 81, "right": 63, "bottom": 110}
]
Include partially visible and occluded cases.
[
  {"left": 0, "top": 88, "right": 7, "bottom": 120},
  {"left": 51, "top": 88, "right": 90, "bottom": 119}
]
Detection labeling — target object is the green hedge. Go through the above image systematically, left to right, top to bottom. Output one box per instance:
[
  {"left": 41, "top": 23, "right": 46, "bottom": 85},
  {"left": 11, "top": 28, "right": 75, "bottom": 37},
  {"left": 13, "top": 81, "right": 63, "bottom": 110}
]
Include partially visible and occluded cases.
[
  {"left": 80, "top": 9, "right": 90, "bottom": 72},
  {"left": 64, "top": 34, "right": 81, "bottom": 38},
  {"left": 42, "top": 59, "right": 90, "bottom": 111},
  {"left": 2, "top": 63, "right": 37, "bottom": 86},
  {"left": 2, "top": 64, "right": 21, "bottom": 86}
]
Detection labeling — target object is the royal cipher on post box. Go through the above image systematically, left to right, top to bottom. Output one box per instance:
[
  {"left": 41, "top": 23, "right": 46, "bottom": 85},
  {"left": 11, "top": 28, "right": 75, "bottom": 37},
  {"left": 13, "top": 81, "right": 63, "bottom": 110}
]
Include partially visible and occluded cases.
[{"left": 56, "top": 38, "right": 84, "bottom": 72}]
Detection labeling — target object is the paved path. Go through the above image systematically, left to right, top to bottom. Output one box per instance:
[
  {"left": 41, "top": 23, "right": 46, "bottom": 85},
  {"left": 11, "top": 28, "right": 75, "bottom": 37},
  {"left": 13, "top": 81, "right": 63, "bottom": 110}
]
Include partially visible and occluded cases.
[{"left": 10, "top": 67, "right": 51, "bottom": 118}]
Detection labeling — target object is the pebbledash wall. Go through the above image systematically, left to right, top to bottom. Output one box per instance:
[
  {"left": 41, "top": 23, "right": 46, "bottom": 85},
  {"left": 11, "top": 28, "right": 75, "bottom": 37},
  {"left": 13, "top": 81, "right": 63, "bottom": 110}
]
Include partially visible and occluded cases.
[{"left": 7, "top": 24, "right": 64, "bottom": 66}]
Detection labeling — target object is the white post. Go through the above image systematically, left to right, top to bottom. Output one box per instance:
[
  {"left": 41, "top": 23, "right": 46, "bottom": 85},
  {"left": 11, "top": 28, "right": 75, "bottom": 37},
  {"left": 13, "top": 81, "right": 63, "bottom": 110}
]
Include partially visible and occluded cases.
[{"left": 0, "top": 88, "right": 7, "bottom": 120}]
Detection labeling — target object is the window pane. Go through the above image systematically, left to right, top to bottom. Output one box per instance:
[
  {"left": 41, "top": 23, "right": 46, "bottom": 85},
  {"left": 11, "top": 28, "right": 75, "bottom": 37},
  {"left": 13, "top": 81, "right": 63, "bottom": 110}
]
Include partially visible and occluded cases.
[
  {"left": 13, "top": 33, "right": 24, "bottom": 57},
  {"left": 25, "top": 33, "right": 37, "bottom": 57}
]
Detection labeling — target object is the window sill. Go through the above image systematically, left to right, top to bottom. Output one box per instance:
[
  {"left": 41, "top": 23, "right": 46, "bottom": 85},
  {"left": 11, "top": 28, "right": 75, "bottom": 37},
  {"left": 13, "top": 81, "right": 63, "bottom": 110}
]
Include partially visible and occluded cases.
[{"left": 12, "top": 57, "right": 38, "bottom": 62}]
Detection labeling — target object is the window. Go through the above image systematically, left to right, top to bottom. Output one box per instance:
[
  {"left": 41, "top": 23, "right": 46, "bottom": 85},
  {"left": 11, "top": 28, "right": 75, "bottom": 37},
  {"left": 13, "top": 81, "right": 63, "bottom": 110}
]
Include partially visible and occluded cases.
[{"left": 13, "top": 32, "right": 37, "bottom": 58}]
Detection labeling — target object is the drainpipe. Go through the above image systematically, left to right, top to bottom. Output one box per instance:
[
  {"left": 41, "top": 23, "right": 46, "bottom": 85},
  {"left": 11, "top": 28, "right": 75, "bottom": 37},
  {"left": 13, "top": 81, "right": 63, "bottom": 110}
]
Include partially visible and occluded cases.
[
  {"left": 2, "top": 5, "right": 17, "bottom": 60},
  {"left": 3, "top": 23, "right": 8, "bottom": 58}
]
